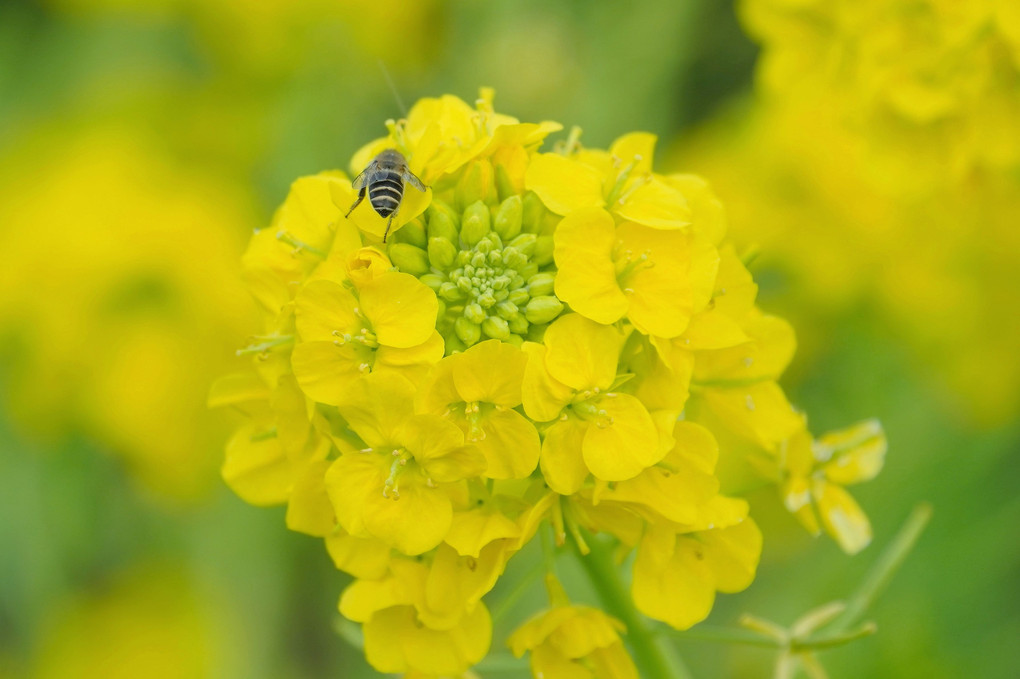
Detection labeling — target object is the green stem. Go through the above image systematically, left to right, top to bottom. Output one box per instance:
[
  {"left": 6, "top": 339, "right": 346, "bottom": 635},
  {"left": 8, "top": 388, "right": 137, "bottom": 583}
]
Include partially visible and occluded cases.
[
  {"left": 829, "top": 503, "right": 932, "bottom": 634},
  {"left": 571, "top": 532, "right": 692, "bottom": 679},
  {"left": 665, "top": 623, "right": 782, "bottom": 649},
  {"left": 792, "top": 623, "right": 877, "bottom": 652}
]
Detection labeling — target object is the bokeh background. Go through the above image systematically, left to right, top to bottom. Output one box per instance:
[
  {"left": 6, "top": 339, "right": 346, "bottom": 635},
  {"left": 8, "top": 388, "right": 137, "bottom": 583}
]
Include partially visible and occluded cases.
[{"left": 1, "top": 1, "right": 1017, "bottom": 677}]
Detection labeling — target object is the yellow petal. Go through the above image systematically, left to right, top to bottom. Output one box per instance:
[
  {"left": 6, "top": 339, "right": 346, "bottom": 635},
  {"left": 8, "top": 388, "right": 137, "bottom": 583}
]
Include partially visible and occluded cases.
[
  {"left": 610, "top": 132, "right": 656, "bottom": 175},
  {"left": 525, "top": 153, "right": 606, "bottom": 215},
  {"left": 275, "top": 173, "right": 345, "bottom": 253},
  {"left": 665, "top": 173, "right": 727, "bottom": 245},
  {"left": 613, "top": 176, "right": 691, "bottom": 230},
  {"left": 553, "top": 207, "right": 628, "bottom": 324},
  {"left": 617, "top": 223, "right": 718, "bottom": 338},
  {"left": 359, "top": 271, "right": 438, "bottom": 348},
  {"left": 294, "top": 279, "right": 359, "bottom": 342},
  {"left": 544, "top": 314, "right": 622, "bottom": 391},
  {"left": 374, "top": 330, "right": 446, "bottom": 385},
  {"left": 291, "top": 340, "right": 369, "bottom": 407},
  {"left": 452, "top": 340, "right": 527, "bottom": 407},
  {"left": 521, "top": 342, "right": 574, "bottom": 422},
  {"left": 207, "top": 372, "right": 270, "bottom": 409},
  {"left": 335, "top": 372, "right": 417, "bottom": 448},
  {"left": 698, "top": 382, "right": 805, "bottom": 452},
  {"left": 582, "top": 393, "right": 663, "bottom": 481},
  {"left": 474, "top": 408, "right": 541, "bottom": 480},
  {"left": 540, "top": 416, "right": 590, "bottom": 495},
  {"left": 817, "top": 419, "right": 887, "bottom": 485},
  {"left": 222, "top": 423, "right": 292, "bottom": 506},
  {"left": 325, "top": 453, "right": 387, "bottom": 538},
  {"left": 285, "top": 459, "right": 334, "bottom": 537},
  {"left": 364, "top": 476, "right": 454, "bottom": 556},
  {"left": 813, "top": 480, "right": 873, "bottom": 555},
  {"left": 445, "top": 508, "right": 522, "bottom": 558},
  {"left": 700, "top": 519, "right": 762, "bottom": 593},
  {"left": 633, "top": 527, "right": 717, "bottom": 630},
  {"left": 325, "top": 530, "right": 391, "bottom": 580}
]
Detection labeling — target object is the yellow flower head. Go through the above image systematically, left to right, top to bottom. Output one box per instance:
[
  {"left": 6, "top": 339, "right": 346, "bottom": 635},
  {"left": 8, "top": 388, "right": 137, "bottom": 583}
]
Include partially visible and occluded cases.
[
  {"left": 213, "top": 89, "right": 886, "bottom": 677},
  {"left": 509, "top": 600, "right": 638, "bottom": 679}
]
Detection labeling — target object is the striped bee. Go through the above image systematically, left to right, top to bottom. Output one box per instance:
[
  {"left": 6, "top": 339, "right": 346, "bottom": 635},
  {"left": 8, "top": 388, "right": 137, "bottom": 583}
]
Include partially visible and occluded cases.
[{"left": 345, "top": 149, "right": 427, "bottom": 242}]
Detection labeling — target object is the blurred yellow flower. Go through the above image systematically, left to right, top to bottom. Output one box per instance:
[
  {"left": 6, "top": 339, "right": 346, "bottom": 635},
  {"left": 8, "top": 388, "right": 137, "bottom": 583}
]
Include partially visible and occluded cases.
[
  {"left": 680, "top": 0, "right": 1020, "bottom": 426},
  {"left": 214, "top": 89, "right": 884, "bottom": 677},
  {"left": 0, "top": 126, "right": 255, "bottom": 501}
]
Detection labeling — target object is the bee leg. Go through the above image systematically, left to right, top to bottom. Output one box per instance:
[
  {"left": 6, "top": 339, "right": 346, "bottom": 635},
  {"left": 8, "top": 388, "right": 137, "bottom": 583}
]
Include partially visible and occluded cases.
[
  {"left": 345, "top": 188, "right": 366, "bottom": 218},
  {"left": 383, "top": 213, "right": 396, "bottom": 243}
]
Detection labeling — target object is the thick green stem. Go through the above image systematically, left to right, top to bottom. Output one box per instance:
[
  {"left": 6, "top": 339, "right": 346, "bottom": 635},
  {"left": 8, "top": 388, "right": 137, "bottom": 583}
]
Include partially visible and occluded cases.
[{"left": 571, "top": 532, "right": 692, "bottom": 679}]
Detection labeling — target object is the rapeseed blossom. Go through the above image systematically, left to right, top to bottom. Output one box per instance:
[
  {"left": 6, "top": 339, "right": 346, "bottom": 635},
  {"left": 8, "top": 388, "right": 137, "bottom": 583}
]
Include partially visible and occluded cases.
[
  {"left": 682, "top": 0, "right": 1020, "bottom": 425},
  {"left": 213, "top": 90, "right": 884, "bottom": 677},
  {"left": 0, "top": 127, "right": 254, "bottom": 500}
]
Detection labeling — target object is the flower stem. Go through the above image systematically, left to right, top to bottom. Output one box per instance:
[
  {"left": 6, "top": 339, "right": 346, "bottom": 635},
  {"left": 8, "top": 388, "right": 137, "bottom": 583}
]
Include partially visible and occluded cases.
[
  {"left": 828, "top": 502, "right": 932, "bottom": 634},
  {"left": 571, "top": 531, "right": 692, "bottom": 679}
]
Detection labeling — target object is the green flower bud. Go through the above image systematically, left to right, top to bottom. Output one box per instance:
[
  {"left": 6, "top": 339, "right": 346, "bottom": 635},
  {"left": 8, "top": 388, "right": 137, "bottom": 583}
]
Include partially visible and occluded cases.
[
  {"left": 456, "top": 161, "right": 495, "bottom": 209},
  {"left": 495, "top": 164, "right": 518, "bottom": 203},
  {"left": 522, "top": 191, "right": 548, "bottom": 233},
  {"left": 493, "top": 195, "right": 523, "bottom": 240},
  {"left": 461, "top": 201, "right": 491, "bottom": 246},
  {"left": 428, "top": 202, "right": 460, "bottom": 235},
  {"left": 393, "top": 217, "right": 427, "bottom": 248},
  {"left": 509, "top": 233, "right": 537, "bottom": 256},
  {"left": 534, "top": 235, "right": 555, "bottom": 266},
  {"left": 428, "top": 237, "right": 457, "bottom": 270},
  {"left": 475, "top": 238, "right": 494, "bottom": 255},
  {"left": 388, "top": 243, "right": 429, "bottom": 275},
  {"left": 504, "top": 249, "right": 527, "bottom": 270},
  {"left": 455, "top": 250, "right": 472, "bottom": 267},
  {"left": 470, "top": 252, "right": 487, "bottom": 268},
  {"left": 519, "top": 263, "right": 539, "bottom": 280},
  {"left": 527, "top": 272, "right": 556, "bottom": 297},
  {"left": 420, "top": 273, "right": 444, "bottom": 291},
  {"left": 491, "top": 275, "right": 510, "bottom": 291},
  {"left": 456, "top": 276, "right": 474, "bottom": 294},
  {"left": 439, "top": 281, "right": 464, "bottom": 301},
  {"left": 494, "top": 288, "right": 510, "bottom": 302},
  {"left": 508, "top": 289, "right": 530, "bottom": 307},
  {"left": 477, "top": 290, "right": 496, "bottom": 309},
  {"left": 525, "top": 296, "right": 564, "bottom": 325},
  {"left": 436, "top": 299, "right": 446, "bottom": 323},
  {"left": 495, "top": 300, "right": 518, "bottom": 320},
  {"left": 464, "top": 302, "right": 486, "bottom": 324},
  {"left": 481, "top": 315, "right": 510, "bottom": 340},
  {"left": 508, "top": 315, "right": 529, "bottom": 335},
  {"left": 455, "top": 316, "right": 481, "bottom": 346},
  {"left": 505, "top": 333, "right": 525, "bottom": 347}
]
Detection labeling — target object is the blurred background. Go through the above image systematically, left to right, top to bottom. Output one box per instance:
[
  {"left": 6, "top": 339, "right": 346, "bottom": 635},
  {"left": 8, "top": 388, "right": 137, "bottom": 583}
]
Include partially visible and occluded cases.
[{"left": 0, "top": 1, "right": 1017, "bottom": 677}]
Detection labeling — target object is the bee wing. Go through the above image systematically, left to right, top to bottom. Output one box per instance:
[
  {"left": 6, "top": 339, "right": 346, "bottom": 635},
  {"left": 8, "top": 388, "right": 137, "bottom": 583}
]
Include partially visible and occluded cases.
[
  {"left": 350, "top": 169, "right": 369, "bottom": 191},
  {"left": 402, "top": 169, "right": 427, "bottom": 193}
]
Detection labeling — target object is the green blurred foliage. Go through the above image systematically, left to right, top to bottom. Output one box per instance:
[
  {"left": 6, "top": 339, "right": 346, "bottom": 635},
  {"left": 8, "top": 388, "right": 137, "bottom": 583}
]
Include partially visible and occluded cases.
[{"left": 0, "top": 1, "right": 1016, "bottom": 678}]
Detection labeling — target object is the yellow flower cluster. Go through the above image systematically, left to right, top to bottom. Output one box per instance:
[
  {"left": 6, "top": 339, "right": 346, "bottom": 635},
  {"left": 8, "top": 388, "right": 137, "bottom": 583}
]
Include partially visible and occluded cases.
[
  {"left": 686, "top": 0, "right": 1020, "bottom": 425},
  {"left": 213, "top": 91, "right": 884, "bottom": 677},
  {"left": 0, "top": 126, "right": 254, "bottom": 500}
]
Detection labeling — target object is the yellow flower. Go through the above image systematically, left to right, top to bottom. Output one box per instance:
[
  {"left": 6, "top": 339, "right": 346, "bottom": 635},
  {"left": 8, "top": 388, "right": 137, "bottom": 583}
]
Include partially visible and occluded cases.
[
  {"left": 216, "top": 89, "right": 886, "bottom": 675},
  {"left": 0, "top": 127, "right": 255, "bottom": 501},
  {"left": 523, "top": 314, "right": 666, "bottom": 485},
  {"left": 417, "top": 340, "right": 540, "bottom": 479},
  {"left": 325, "top": 372, "right": 485, "bottom": 555},
  {"left": 779, "top": 420, "right": 887, "bottom": 554},
  {"left": 632, "top": 519, "right": 762, "bottom": 630},
  {"left": 508, "top": 603, "right": 638, "bottom": 679}
]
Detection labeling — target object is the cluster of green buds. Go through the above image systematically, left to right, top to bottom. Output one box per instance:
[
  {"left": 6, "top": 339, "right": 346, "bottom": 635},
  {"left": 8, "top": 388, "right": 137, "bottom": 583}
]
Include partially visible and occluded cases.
[{"left": 386, "top": 192, "right": 565, "bottom": 353}]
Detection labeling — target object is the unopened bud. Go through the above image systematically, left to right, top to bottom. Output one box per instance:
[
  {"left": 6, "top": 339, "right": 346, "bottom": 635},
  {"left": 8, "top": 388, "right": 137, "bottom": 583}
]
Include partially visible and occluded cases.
[
  {"left": 493, "top": 195, "right": 523, "bottom": 240},
  {"left": 461, "top": 201, "right": 491, "bottom": 245},
  {"left": 428, "top": 237, "right": 456, "bottom": 270},
  {"left": 388, "top": 243, "right": 429, "bottom": 275},
  {"left": 527, "top": 272, "right": 556, "bottom": 297},
  {"left": 525, "top": 296, "right": 565, "bottom": 325},
  {"left": 455, "top": 316, "right": 481, "bottom": 346},
  {"left": 481, "top": 316, "right": 510, "bottom": 340}
]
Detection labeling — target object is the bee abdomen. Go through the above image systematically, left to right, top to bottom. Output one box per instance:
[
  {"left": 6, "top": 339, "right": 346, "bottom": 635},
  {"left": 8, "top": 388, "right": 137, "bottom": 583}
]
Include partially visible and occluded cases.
[{"left": 369, "top": 170, "right": 404, "bottom": 217}]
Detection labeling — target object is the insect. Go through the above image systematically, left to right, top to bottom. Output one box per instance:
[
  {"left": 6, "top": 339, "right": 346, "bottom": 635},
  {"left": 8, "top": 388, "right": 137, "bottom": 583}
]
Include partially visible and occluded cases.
[{"left": 345, "top": 149, "right": 427, "bottom": 242}]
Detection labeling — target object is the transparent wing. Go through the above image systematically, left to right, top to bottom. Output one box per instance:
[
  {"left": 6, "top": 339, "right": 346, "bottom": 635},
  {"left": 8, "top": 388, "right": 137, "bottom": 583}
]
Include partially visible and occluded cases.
[
  {"left": 351, "top": 169, "right": 368, "bottom": 191},
  {"left": 402, "top": 169, "right": 427, "bottom": 193}
]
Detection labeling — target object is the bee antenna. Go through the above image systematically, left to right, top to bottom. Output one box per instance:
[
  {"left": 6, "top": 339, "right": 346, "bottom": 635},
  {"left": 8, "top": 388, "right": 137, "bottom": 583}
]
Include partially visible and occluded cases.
[{"left": 378, "top": 60, "right": 408, "bottom": 118}]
